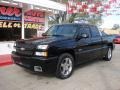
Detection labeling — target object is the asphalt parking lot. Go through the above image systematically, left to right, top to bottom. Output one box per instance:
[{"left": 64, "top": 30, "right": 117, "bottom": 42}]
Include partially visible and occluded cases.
[{"left": 0, "top": 45, "right": 120, "bottom": 90}]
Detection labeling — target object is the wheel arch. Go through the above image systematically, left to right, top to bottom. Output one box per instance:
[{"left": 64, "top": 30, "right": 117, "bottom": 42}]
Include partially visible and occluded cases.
[
  {"left": 107, "top": 43, "right": 114, "bottom": 50},
  {"left": 59, "top": 49, "right": 76, "bottom": 64}
]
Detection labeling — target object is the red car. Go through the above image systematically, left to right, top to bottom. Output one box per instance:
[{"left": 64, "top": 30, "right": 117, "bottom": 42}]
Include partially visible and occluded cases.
[{"left": 113, "top": 35, "right": 120, "bottom": 44}]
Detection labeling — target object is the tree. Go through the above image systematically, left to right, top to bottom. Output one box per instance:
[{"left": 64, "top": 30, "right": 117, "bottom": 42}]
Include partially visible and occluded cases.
[{"left": 49, "top": 0, "right": 104, "bottom": 26}]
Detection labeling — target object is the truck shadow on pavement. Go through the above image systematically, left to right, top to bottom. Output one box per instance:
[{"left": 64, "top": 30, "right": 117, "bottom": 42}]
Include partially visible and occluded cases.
[
  {"left": 20, "top": 59, "right": 106, "bottom": 79},
  {"left": 75, "top": 59, "right": 105, "bottom": 70},
  {"left": 22, "top": 68, "right": 55, "bottom": 79}
]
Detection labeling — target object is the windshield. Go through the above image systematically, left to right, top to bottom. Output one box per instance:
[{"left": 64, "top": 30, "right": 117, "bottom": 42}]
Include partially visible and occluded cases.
[{"left": 45, "top": 25, "right": 77, "bottom": 38}]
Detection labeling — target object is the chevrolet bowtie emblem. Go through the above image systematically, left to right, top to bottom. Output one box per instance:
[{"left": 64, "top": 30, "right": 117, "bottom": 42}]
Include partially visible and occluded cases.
[{"left": 20, "top": 48, "right": 25, "bottom": 51}]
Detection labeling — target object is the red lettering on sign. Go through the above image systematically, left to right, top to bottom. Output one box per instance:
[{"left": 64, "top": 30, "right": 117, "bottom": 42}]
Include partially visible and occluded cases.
[
  {"left": 0, "top": 6, "right": 21, "bottom": 17},
  {"left": 0, "top": 7, "right": 6, "bottom": 15},
  {"left": 6, "top": 7, "right": 14, "bottom": 16},
  {"left": 14, "top": 7, "right": 21, "bottom": 17},
  {"left": 25, "top": 10, "right": 45, "bottom": 17},
  {"left": 24, "top": 16, "right": 45, "bottom": 23}
]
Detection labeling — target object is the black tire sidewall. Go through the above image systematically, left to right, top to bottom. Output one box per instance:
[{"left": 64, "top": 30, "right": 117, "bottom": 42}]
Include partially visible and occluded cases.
[{"left": 56, "top": 53, "right": 74, "bottom": 79}]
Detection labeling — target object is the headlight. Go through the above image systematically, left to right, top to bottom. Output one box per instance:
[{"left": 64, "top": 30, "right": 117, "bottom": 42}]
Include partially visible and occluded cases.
[
  {"left": 13, "top": 42, "right": 16, "bottom": 52},
  {"left": 14, "top": 42, "right": 16, "bottom": 47},
  {"left": 37, "top": 45, "right": 48, "bottom": 49},
  {"left": 12, "top": 48, "right": 16, "bottom": 52},
  {"left": 35, "top": 52, "right": 48, "bottom": 57}
]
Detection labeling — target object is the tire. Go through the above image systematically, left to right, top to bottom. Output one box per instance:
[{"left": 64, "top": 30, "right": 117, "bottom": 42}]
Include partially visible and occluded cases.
[
  {"left": 104, "top": 47, "right": 112, "bottom": 61},
  {"left": 56, "top": 53, "right": 74, "bottom": 79}
]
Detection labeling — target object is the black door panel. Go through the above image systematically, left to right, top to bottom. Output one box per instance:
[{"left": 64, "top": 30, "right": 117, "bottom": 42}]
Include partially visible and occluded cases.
[
  {"left": 76, "top": 25, "right": 103, "bottom": 64},
  {"left": 76, "top": 26, "right": 93, "bottom": 64},
  {"left": 90, "top": 26, "right": 103, "bottom": 59},
  {"left": 90, "top": 37, "right": 102, "bottom": 59},
  {"left": 76, "top": 38, "right": 93, "bottom": 63}
]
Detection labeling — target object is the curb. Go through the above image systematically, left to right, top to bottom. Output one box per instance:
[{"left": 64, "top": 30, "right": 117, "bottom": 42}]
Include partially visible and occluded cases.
[{"left": 0, "top": 54, "right": 13, "bottom": 67}]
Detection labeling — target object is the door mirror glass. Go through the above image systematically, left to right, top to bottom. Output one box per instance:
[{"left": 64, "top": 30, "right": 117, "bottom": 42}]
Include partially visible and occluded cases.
[
  {"left": 42, "top": 33, "right": 47, "bottom": 36},
  {"left": 76, "top": 33, "right": 88, "bottom": 40},
  {"left": 81, "top": 33, "right": 88, "bottom": 38}
]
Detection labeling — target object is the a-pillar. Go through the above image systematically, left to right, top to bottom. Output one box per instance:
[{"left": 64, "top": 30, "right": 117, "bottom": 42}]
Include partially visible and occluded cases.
[
  {"left": 21, "top": 9, "right": 25, "bottom": 39},
  {"left": 37, "top": 12, "right": 48, "bottom": 37},
  {"left": 45, "top": 12, "right": 48, "bottom": 32}
]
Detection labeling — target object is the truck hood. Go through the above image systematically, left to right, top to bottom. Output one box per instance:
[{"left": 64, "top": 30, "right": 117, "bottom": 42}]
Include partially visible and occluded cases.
[{"left": 18, "top": 36, "right": 70, "bottom": 45}]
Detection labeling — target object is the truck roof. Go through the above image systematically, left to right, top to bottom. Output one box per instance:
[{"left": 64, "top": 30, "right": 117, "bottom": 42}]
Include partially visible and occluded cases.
[{"left": 54, "top": 23, "right": 94, "bottom": 26}]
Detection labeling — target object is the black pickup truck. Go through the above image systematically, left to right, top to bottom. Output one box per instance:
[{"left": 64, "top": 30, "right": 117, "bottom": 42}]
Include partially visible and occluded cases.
[{"left": 12, "top": 23, "right": 115, "bottom": 79}]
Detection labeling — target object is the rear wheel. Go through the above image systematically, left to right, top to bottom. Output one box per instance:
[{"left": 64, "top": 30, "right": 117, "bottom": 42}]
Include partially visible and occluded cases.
[
  {"left": 104, "top": 47, "right": 112, "bottom": 61},
  {"left": 56, "top": 53, "right": 74, "bottom": 79}
]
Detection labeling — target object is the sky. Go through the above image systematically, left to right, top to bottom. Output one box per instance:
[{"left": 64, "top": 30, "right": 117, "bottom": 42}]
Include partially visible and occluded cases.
[
  {"left": 101, "top": 0, "right": 120, "bottom": 29},
  {"left": 101, "top": 15, "right": 120, "bottom": 28}
]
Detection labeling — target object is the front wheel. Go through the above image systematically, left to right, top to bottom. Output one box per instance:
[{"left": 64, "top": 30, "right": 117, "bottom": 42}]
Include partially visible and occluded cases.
[
  {"left": 104, "top": 47, "right": 112, "bottom": 61},
  {"left": 56, "top": 53, "right": 74, "bottom": 79}
]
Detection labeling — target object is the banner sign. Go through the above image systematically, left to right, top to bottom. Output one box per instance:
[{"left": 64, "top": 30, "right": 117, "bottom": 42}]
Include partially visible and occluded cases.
[
  {"left": 66, "top": 0, "right": 120, "bottom": 16},
  {"left": 0, "top": 5, "right": 22, "bottom": 21},
  {"left": 24, "top": 10, "right": 45, "bottom": 23},
  {"left": 0, "top": 21, "right": 44, "bottom": 30}
]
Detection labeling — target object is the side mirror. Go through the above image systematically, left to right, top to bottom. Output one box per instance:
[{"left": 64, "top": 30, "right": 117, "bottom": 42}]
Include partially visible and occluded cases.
[
  {"left": 42, "top": 33, "right": 46, "bottom": 36},
  {"left": 76, "top": 33, "right": 88, "bottom": 40},
  {"left": 81, "top": 33, "right": 88, "bottom": 38}
]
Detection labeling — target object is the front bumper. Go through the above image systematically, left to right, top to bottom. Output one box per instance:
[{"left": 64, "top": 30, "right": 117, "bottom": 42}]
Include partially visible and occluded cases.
[{"left": 11, "top": 52, "right": 58, "bottom": 72}]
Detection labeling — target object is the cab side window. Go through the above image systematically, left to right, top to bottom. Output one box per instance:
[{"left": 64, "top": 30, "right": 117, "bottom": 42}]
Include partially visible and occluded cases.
[
  {"left": 78, "top": 26, "right": 91, "bottom": 38},
  {"left": 90, "top": 26, "right": 100, "bottom": 37},
  {"left": 101, "top": 31, "right": 108, "bottom": 36}
]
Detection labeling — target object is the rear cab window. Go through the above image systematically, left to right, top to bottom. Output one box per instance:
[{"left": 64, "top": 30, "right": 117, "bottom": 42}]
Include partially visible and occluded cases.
[{"left": 101, "top": 31, "right": 108, "bottom": 36}]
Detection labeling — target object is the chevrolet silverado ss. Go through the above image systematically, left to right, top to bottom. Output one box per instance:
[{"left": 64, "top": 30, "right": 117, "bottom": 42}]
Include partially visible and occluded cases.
[{"left": 12, "top": 24, "right": 115, "bottom": 79}]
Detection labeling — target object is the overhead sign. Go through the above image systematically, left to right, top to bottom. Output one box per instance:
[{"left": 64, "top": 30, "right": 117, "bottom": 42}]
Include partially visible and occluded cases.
[
  {"left": 66, "top": 0, "right": 120, "bottom": 16},
  {"left": 0, "top": 5, "right": 22, "bottom": 21}
]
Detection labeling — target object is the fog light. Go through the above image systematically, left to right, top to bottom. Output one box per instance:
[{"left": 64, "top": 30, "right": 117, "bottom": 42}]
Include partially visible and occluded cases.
[{"left": 34, "top": 66, "right": 42, "bottom": 72}]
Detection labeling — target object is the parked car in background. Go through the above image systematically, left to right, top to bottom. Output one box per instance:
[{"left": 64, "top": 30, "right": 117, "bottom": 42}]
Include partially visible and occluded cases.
[
  {"left": 12, "top": 23, "right": 115, "bottom": 79},
  {"left": 113, "top": 35, "right": 120, "bottom": 44}
]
